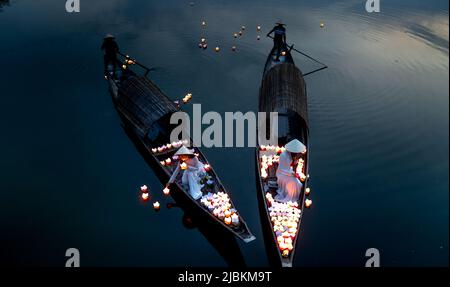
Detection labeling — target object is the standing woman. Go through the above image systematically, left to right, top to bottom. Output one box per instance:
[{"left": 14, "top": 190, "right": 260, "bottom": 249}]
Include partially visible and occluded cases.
[{"left": 275, "top": 139, "right": 306, "bottom": 202}]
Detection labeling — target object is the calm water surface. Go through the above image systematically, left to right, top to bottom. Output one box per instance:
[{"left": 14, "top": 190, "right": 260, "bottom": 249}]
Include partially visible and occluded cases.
[{"left": 0, "top": 0, "right": 448, "bottom": 266}]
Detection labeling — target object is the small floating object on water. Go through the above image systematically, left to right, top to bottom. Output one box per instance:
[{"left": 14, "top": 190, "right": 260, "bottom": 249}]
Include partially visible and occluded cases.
[
  {"left": 189, "top": 1, "right": 195, "bottom": 6},
  {"left": 201, "top": 21, "right": 207, "bottom": 26},
  {"left": 320, "top": 22, "right": 325, "bottom": 28},
  {"left": 241, "top": 25, "right": 246, "bottom": 30},
  {"left": 257, "top": 25, "right": 261, "bottom": 31},
  {"left": 238, "top": 31, "right": 243, "bottom": 36},
  {"left": 233, "top": 33, "right": 238, "bottom": 38},
  {"left": 257, "top": 35, "right": 261, "bottom": 40},
  {"left": 201, "top": 38, "right": 206, "bottom": 43},
  {"left": 202, "top": 43, "right": 208, "bottom": 49},
  {"left": 215, "top": 46, "right": 220, "bottom": 52},
  {"left": 231, "top": 46, "right": 237, "bottom": 51},
  {"left": 122, "top": 64, "right": 127, "bottom": 70},
  {"left": 183, "top": 93, "right": 192, "bottom": 103},
  {"left": 140, "top": 185, "right": 148, "bottom": 193},
  {"left": 163, "top": 187, "right": 170, "bottom": 196},
  {"left": 305, "top": 187, "right": 311, "bottom": 196},
  {"left": 141, "top": 192, "right": 149, "bottom": 201},
  {"left": 305, "top": 199, "right": 313, "bottom": 208},
  {"left": 153, "top": 201, "right": 161, "bottom": 211}
]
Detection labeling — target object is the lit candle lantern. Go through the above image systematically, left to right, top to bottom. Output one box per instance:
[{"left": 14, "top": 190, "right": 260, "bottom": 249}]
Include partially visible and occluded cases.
[
  {"left": 201, "top": 21, "right": 206, "bottom": 26},
  {"left": 320, "top": 22, "right": 325, "bottom": 28},
  {"left": 241, "top": 25, "right": 246, "bottom": 30},
  {"left": 257, "top": 25, "right": 261, "bottom": 31},
  {"left": 238, "top": 31, "right": 243, "bottom": 36},
  {"left": 234, "top": 33, "right": 238, "bottom": 38},
  {"left": 257, "top": 35, "right": 260, "bottom": 40},
  {"left": 215, "top": 46, "right": 220, "bottom": 52},
  {"left": 232, "top": 46, "right": 236, "bottom": 51},
  {"left": 281, "top": 51, "right": 286, "bottom": 56},
  {"left": 122, "top": 64, "right": 127, "bottom": 70},
  {"left": 151, "top": 148, "right": 157, "bottom": 153},
  {"left": 165, "top": 158, "right": 172, "bottom": 165},
  {"left": 160, "top": 161, "right": 166, "bottom": 166},
  {"left": 180, "top": 162, "right": 188, "bottom": 170},
  {"left": 204, "top": 164, "right": 211, "bottom": 171},
  {"left": 140, "top": 185, "right": 148, "bottom": 193},
  {"left": 163, "top": 187, "right": 170, "bottom": 196},
  {"left": 305, "top": 187, "right": 311, "bottom": 196},
  {"left": 141, "top": 192, "right": 149, "bottom": 201},
  {"left": 305, "top": 199, "right": 313, "bottom": 208},
  {"left": 153, "top": 201, "right": 161, "bottom": 210},
  {"left": 213, "top": 209, "right": 220, "bottom": 217},
  {"left": 224, "top": 210, "right": 231, "bottom": 217},
  {"left": 225, "top": 217, "right": 232, "bottom": 225},
  {"left": 282, "top": 250, "right": 289, "bottom": 257}
]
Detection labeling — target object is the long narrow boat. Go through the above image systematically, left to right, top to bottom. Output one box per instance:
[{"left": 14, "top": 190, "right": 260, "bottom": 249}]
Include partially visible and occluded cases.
[
  {"left": 256, "top": 40, "right": 311, "bottom": 267},
  {"left": 105, "top": 54, "right": 255, "bottom": 243}
]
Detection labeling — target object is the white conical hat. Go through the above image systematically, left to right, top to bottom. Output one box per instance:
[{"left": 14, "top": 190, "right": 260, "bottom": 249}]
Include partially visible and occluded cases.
[
  {"left": 285, "top": 139, "right": 306, "bottom": 153},
  {"left": 174, "top": 146, "right": 194, "bottom": 156}
]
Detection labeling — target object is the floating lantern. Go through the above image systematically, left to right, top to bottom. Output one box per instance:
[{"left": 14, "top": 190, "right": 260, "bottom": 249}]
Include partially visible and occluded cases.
[
  {"left": 201, "top": 21, "right": 206, "bottom": 26},
  {"left": 320, "top": 22, "right": 325, "bottom": 28},
  {"left": 241, "top": 25, "right": 246, "bottom": 30},
  {"left": 257, "top": 25, "right": 261, "bottom": 31},
  {"left": 238, "top": 31, "right": 243, "bottom": 36},
  {"left": 233, "top": 33, "right": 238, "bottom": 38},
  {"left": 257, "top": 35, "right": 260, "bottom": 40},
  {"left": 215, "top": 46, "right": 220, "bottom": 52},
  {"left": 232, "top": 46, "right": 237, "bottom": 51},
  {"left": 281, "top": 51, "right": 286, "bottom": 56},
  {"left": 122, "top": 64, "right": 127, "bottom": 70},
  {"left": 151, "top": 148, "right": 157, "bottom": 153},
  {"left": 165, "top": 158, "right": 172, "bottom": 165},
  {"left": 160, "top": 161, "right": 166, "bottom": 166},
  {"left": 180, "top": 162, "right": 188, "bottom": 170},
  {"left": 204, "top": 164, "right": 211, "bottom": 171},
  {"left": 140, "top": 185, "right": 148, "bottom": 193},
  {"left": 163, "top": 187, "right": 170, "bottom": 196},
  {"left": 305, "top": 187, "right": 311, "bottom": 196},
  {"left": 141, "top": 192, "right": 149, "bottom": 201},
  {"left": 305, "top": 199, "right": 313, "bottom": 208},
  {"left": 153, "top": 201, "right": 161, "bottom": 210}
]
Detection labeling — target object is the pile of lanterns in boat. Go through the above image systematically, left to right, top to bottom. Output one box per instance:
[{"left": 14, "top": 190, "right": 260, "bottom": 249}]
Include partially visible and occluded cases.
[
  {"left": 151, "top": 140, "right": 189, "bottom": 154},
  {"left": 259, "top": 145, "right": 285, "bottom": 179},
  {"left": 200, "top": 192, "right": 240, "bottom": 227},
  {"left": 265, "top": 193, "right": 301, "bottom": 258}
]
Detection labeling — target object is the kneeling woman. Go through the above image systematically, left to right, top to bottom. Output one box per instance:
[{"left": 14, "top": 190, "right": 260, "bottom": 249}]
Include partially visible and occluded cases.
[
  {"left": 275, "top": 139, "right": 306, "bottom": 203},
  {"left": 169, "top": 146, "right": 206, "bottom": 200}
]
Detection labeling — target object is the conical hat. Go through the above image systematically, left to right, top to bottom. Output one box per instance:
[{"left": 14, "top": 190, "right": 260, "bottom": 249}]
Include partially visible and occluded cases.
[
  {"left": 276, "top": 20, "right": 286, "bottom": 26},
  {"left": 104, "top": 33, "right": 115, "bottom": 39},
  {"left": 285, "top": 139, "right": 306, "bottom": 153},
  {"left": 175, "top": 146, "right": 194, "bottom": 156}
]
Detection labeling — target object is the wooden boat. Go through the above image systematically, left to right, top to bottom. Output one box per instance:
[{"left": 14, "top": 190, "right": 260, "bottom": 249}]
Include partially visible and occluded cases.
[
  {"left": 256, "top": 42, "right": 310, "bottom": 267},
  {"left": 105, "top": 54, "right": 255, "bottom": 243}
]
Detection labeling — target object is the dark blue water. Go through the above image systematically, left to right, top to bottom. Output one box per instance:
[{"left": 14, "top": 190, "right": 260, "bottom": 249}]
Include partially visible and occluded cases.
[{"left": 0, "top": 0, "right": 448, "bottom": 266}]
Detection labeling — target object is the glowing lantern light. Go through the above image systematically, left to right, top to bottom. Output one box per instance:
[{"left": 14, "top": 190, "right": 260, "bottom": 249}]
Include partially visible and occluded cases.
[
  {"left": 201, "top": 21, "right": 206, "bottom": 26},
  {"left": 320, "top": 22, "right": 325, "bottom": 28},
  {"left": 241, "top": 25, "right": 246, "bottom": 30},
  {"left": 257, "top": 25, "right": 261, "bottom": 31},
  {"left": 238, "top": 31, "right": 243, "bottom": 36},
  {"left": 233, "top": 33, "right": 238, "bottom": 38},
  {"left": 257, "top": 35, "right": 260, "bottom": 40},
  {"left": 201, "top": 38, "right": 206, "bottom": 43},
  {"left": 215, "top": 46, "right": 220, "bottom": 52},
  {"left": 232, "top": 46, "right": 237, "bottom": 51},
  {"left": 281, "top": 51, "right": 286, "bottom": 56},
  {"left": 122, "top": 64, "right": 127, "bottom": 70},
  {"left": 151, "top": 148, "right": 157, "bottom": 153},
  {"left": 165, "top": 158, "right": 172, "bottom": 165},
  {"left": 160, "top": 161, "right": 166, "bottom": 166},
  {"left": 180, "top": 162, "right": 188, "bottom": 170},
  {"left": 204, "top": 164, "right": 211, "bottom": 172},
  {"left": 140, "top": 185, "right": 148, "bottom": 193},
  {"left": 163, "top": 187, "right": 170, "bottom": 196},
  {"left": 305, "top": 187, "right": 311, "bottom": 196},
  {"left": 141, "top": 192, "right": 149, "bottom": 201},
  {"left": 305, "top": 199, "right": 313, "bottom": 208},
  {"left": 153, "top": 201, "right": 161, "bottom": 210},
  {"left": 225, "top": 217, "right": 232, "bottom": 225},
  {"left": 282, "top": 250, "right": 289, "bottom": 257}
]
